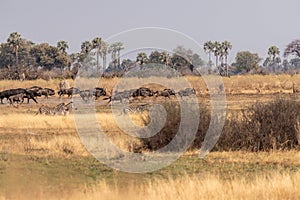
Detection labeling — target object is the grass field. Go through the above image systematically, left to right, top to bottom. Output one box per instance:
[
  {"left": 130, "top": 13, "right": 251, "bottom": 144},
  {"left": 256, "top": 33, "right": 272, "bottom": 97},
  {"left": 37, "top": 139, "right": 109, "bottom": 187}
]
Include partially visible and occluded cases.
[{"left": 1, "top": 75, "right": 300, "bottom": 199}]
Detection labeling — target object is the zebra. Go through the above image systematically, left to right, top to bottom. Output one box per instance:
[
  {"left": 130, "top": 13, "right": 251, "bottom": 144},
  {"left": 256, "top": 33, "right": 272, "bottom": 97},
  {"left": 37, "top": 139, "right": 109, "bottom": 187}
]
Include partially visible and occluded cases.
[
  {"left": 36, "top": 102, "right": 75, "bottom": 116},
  {"left": 62, "top": 102, "right": 77, "bottom": 115},
  {"left": 121, "top": 104, "right": 149, "bottom": 115}
]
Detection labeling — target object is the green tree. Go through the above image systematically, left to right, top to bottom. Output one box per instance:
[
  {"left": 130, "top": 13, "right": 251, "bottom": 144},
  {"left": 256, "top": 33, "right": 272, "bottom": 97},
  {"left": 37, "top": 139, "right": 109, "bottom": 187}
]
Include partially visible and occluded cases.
[
  {"left": 7, "top": 32, "right": 22, "bottom": 68},
  {"left": 91, "top": 37, "right": 102, "bottom": 72},
  {"left": 0, "top": 39, "right": 35, "bottom": 68},
  {"left": 284, "top": 39, "right": 300, "bottom": 58},
  {"left": 57, "top": 40, "right": 69, "bottom": 54},
  {"left": 80, "top": 41, "right": 92, "bottom": 65},
  {"left": 81, "top": 41, "right": 92, "bottom": 54},
  {"left": 100, "top": 41, "right": 109, "bottom": 70},
  {"left": 203, "top": 41, "right": 214, "bottom": 67},
  {"left": 213, "top": 41, "right": 221, "bottom": 68},
  {"left": 221, "top": 41, "right": 232, "bottom": 76},
  {"left": 115, "top": 42, "right": 124, "bottom": 67},
  {"left": 30, "top": 43, "right": 70, "bottom": 70},
  {"left": 108, "top": 43, "right": 118, "bottom": 67},
  {"left": 264, "top": 46, "right": 281, "bottom": 73},
  {"left": 268, "top": 46, "right": 280, "bottom": 62},
  {"left": 149, "top": 51, "right": 161, "bottom": 63},
  {"left": 159, "top": 51, "right": 171, "bottom": 68},
  {"left": 234, "top": 51, "right": 261, "bottom": 73},
  {"left": 136, "top": 52, "right": 149, "bottom": 65},
  {"left": 70, "top": 53, "right": 80, "bottom": 64}
]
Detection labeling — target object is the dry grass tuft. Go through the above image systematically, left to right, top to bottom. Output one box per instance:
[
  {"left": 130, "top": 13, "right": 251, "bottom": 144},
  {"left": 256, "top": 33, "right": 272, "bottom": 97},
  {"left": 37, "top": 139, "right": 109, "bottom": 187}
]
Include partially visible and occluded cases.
[{"left": 3, "top": 172, "right": 300, "bottom": 200}]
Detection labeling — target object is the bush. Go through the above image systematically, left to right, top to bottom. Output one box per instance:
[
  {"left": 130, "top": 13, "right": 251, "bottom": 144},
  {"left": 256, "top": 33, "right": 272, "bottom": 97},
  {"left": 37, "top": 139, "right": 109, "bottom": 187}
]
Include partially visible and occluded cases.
[
  {"left": 135, "top": 97, "right": 300, "bottom": 152},
  {"left": 218, "top": 98, "right": 300, "bottom": 151},
  {"left": 135, "top": 100, "right": 210, "bottom": 152}
]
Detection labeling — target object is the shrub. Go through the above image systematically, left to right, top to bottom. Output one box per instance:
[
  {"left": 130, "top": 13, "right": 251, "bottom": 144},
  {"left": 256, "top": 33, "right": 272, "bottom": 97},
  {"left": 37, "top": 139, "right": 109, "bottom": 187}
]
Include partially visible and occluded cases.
[
  {"left": 136, "top": 97, "right": 300, "bottom": 152},
  {"left": 217, "top": 98, "right": 300, "bottom": 151}
]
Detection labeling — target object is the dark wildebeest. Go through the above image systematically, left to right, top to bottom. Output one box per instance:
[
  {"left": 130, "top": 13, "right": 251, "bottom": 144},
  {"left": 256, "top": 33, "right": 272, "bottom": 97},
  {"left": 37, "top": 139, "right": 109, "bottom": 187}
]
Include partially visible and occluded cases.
[
  {"left": 27, "top": 86, "right": 43, "bottom": 93},
  {"left": 58, "top": 87, "right": 81, "bottom": 98},
  {"left": 93, "top": 87, "right": 106, "bottom": 100},
  {"left": 132, "top": 87, "right": 154, "bottom": 98},
  {"left": 0, "top": 88, "right": 39, "bottom": 104},
  {"left": 39, "top": 88, "right": 55, "bottom": 98},
  {"left": 155, "top": 88, "right": 176, "bottom": 99},
  {"left": 177, "top": 88, "right": 196, "bottom": 98},
  {"left": 103, "top": 89, "right": 136, "bottom": 103},
  {"left": 79, "top": 90, "right": 93, "bottom": 102},
  {"left": 8, "top": 93, "right": 26, "bottom": 104}
]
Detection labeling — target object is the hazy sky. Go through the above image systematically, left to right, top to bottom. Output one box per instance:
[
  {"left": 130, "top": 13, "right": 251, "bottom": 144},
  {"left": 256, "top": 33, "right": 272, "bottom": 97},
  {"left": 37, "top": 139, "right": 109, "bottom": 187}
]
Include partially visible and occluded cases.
[{"left": 1, "top": 0, "right": 300, "bottom": 63}]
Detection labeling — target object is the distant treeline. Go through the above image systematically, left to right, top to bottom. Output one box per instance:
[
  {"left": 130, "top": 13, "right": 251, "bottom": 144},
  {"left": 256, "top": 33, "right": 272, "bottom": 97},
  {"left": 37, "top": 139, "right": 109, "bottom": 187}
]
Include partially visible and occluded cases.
[{"left": 1, "top": 32, "right": 300, "bottom": 80}]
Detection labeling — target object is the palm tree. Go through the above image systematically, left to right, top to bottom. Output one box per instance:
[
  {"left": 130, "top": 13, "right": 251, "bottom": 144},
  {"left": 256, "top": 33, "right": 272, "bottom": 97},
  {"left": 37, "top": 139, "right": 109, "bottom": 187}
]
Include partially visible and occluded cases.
[
  {"left": 7, "top": 32, "right": 22, "bottom": 68},
  {"left": 91, "top": 37, "right": 102, "bottom": 72},
  {"left": 57, "top": 40, "right": 69, "bottom": 54},
  {"left": 56, "top": 41, "right": 69, "bottom": 73},
  {"left": 81, "top": 41, "right": 92, "bottom": 54},
  {"left": 100, "top": 41, "right": 108, "bottom": 71},
  {"left": 203, "top": 41, "right": 214, "bottom": 67},
  {"left": 213, "top": 41, "right": 221, "bottom": 68},
  {"left": 221, "top": 41, "right": 232, "bottom": 76},
  {"left": 114, "top": 42, "right": 124, "bottom": 67},
  {"left": 108, "top": 43, "right": 118, "bottom": 67},
  {"left": 267, "top": 46, "right": 280, "bottom": 73},
  {"left": 268, "top": 46, "right": 280, "bottom": 62},
  {"left": 159, "top": 51, "right": 171, "bottom": 68},
  {"left": 136, "top": 52, "right": 149, "bottom": 65},
  {"left": 70, "top": 53, "right": 80, "bottom": 63}
]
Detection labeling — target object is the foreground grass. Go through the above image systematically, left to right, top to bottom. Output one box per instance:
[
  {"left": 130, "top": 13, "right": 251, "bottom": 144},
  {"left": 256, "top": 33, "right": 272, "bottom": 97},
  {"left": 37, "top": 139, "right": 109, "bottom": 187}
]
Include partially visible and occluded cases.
[
  {"left": 1, "top": 151, "right": 300, "bottom": 199},
  {"left": 68, "top": 172, "right": 300, "bottom": 200}
]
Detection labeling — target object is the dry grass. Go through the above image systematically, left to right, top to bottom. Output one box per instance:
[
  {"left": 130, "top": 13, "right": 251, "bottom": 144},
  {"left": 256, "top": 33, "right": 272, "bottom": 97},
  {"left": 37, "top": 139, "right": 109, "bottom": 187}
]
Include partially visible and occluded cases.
[
  {"left": 1, "top": 74, "right": 300, "bottom": 95},
  {"left": 2, "top": 75, "right": 300, "bottom": 199},
  {"left": 0, "top": 112, "right": 144, "bottom": 156},
  {"left": 3, "top": 171, "right": 300, "bottom": 200}
]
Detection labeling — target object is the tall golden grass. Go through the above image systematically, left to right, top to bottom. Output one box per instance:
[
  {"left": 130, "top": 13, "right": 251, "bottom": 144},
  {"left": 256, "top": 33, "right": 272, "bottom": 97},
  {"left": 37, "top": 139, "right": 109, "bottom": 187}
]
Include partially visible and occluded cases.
[
  {"left": 0, "top": 112, "right": 143, "bottom": 156},
  {"left": 3, "top": 172, "right": 300, "bottom": 200}
]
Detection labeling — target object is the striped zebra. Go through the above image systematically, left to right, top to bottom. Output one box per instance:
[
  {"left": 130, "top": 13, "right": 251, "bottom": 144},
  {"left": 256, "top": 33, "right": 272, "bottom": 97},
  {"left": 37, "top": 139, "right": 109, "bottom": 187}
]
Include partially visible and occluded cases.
[
  {"left": 36, "top": 102, "right": 75, "bottom": 116},
  {"left": 63, "top": 102, "right": 77, "bottom": 115},
  {"left": 122, "top": 104, "right": 149, "bottom": 115}
]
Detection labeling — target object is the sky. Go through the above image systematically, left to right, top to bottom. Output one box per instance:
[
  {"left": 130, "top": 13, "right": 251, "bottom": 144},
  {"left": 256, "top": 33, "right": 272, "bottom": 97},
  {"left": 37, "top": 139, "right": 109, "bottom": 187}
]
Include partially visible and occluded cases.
[{"left": 1, "top": 0, "right": 300, "bottom": 64}]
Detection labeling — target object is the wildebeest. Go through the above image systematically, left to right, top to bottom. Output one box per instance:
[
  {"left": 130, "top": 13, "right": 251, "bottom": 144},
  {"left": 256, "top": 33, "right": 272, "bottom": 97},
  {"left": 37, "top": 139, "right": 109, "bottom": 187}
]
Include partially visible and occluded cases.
[
  {"left": 27, "top": 86, "right": 43, "bottom": 92},
  {"left": 58, "top": 87, "right": 81, "bottom": 98},
  {"left": 93, "top": 87, "right": 106, "bottom": 100},
  {"left": 132, "top": 87, "right": 154, "bottom": 98},
  {"left": 0, "top": 88, "right": 39, "bottom": 104},
  {"left": 39, "top": 88, "right": 55, "bottom": 98},
  {"left": 155, "top": 88, "right": 176, "bottom": 98},
  {"left": 177, "top": 88, "right": 196, "bottom": 97},
  {"left": 23, "top": 89, "right": 41, "bottom": 103},
  {"left": 104, "top": 89, "right": 136, "bottom": 103},
  {"left": 79, "top": 90, "right": 93, "bottom": 102},
  {"left": 8, "top": 93, "right": 25, "bottom": 104}
]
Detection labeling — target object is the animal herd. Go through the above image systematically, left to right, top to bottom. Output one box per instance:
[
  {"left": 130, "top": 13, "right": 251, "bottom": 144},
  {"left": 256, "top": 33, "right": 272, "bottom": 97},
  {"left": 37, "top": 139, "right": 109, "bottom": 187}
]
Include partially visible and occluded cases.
[{"left": 0, "top": 85, "right": 197, "bottom": 115}]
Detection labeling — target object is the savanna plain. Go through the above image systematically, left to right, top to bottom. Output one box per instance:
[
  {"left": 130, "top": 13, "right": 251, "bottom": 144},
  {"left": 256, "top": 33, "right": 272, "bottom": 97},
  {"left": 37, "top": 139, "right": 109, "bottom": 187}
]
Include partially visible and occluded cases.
[{"left": 1, "top": 75, "right": 300, "bottom": 200}]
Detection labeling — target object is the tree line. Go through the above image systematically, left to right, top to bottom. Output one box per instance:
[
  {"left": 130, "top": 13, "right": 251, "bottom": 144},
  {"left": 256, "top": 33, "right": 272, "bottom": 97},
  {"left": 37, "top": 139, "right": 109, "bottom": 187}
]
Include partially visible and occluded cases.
[{"left": 0, "top": 32, "right": 300, "bottom": 80}]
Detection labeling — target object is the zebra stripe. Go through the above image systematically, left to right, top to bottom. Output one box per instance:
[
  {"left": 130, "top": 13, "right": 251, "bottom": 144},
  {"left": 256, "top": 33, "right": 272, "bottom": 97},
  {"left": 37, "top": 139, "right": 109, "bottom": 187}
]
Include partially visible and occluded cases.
[
  {"left": 37, "top": 102, "right": 72, "bottom": 116},
  {"left": 122, "top": 104, "right": 149, "bottom": 114}
]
